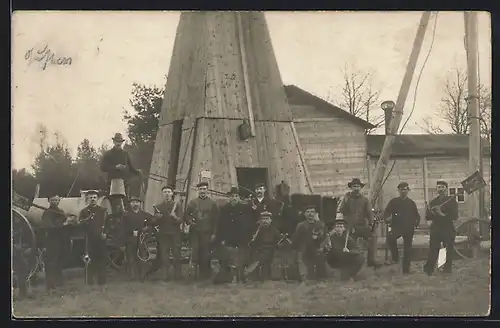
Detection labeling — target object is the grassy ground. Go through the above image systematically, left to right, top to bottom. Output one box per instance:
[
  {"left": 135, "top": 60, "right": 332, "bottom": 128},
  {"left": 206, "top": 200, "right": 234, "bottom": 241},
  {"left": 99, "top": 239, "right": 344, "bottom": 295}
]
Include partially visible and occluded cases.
[{"left": 13, "top": 257, "right": 490, "bottom": 318}]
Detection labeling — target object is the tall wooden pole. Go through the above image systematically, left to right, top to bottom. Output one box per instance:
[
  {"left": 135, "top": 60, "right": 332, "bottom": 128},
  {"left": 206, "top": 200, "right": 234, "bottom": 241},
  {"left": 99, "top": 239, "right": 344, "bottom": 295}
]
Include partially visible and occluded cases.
[
  {"left": 464, "top": 11, "right": 481, "bottom": 219},
  {"left": 368, "top": 12, "right": 432, "bottom": 205}
]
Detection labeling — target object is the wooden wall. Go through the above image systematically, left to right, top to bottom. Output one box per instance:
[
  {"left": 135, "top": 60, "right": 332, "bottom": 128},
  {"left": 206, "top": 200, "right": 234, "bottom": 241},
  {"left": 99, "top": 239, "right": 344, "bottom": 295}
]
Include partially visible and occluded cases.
[
  {"left": 291, "top": 104, "right": 369, "bottom": 197},
  {"left": 368, "top": 155, "right": 492, "bottom": 224}
]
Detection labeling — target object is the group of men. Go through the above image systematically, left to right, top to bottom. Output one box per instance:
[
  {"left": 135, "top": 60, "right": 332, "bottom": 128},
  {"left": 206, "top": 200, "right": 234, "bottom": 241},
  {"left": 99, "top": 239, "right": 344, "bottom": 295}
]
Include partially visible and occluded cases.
[{"left": 15, "top": 132, "right": 460, "bottom": 298}]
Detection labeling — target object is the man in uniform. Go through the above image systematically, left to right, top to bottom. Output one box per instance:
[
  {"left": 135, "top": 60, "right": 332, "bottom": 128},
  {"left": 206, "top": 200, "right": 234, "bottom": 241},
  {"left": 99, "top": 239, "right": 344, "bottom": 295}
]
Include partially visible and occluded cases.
[
  {"left": 100, "top": 133, "right": 140, "bottom": 213},
  {"left": 340, "top": 178, "right": 382, "bottom": 268},
  {"left": 423, "top": 180, "right": 459, "bottom": 275},
  {"left": 185, "top": 181, "right": 219, "bottom": 280},
  {"left": 249, "top": 182, "right": 281, "bottom": 224},
  {"left": 382, "top": 182, "right": 421, "bottom": 274},
  {"left": 153, "top": 186, "right": 184, "bottom": 281},
  {"left": 214, "top": 187, "right": 253, "bottom": 283},
  {"left": 78, "top": 190, "right": 109, "bottom": 286},
  {"left": 41, "top": 194, "right": 67, "bottom": 291},
  {"left": 121, "top": 196, "right": 153, "bottom": 280},
  {"left": 291, "top": 204, "right": 330, "bottom": 282},
  {"left": 246, "top": 211, "right": 281, "bottom": 281},
  {"left": 326, "top": 218, "right": 364, "bottom": 281}
]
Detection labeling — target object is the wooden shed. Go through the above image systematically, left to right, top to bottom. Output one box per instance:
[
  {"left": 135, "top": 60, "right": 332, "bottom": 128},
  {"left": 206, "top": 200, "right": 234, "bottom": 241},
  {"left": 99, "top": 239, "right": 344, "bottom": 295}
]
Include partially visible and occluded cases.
[{"left": 367, "top": 134, "right": 491, "bottom": 224}]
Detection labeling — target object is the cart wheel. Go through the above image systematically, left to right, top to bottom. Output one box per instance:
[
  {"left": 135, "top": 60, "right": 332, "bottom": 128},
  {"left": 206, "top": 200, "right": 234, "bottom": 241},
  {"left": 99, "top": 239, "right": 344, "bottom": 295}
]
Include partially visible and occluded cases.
[
  {"left": 12, "top": 208, "right": 38, "bottom": 282},
  {"left": 454, "top": 217, "right": 490, "bottom": 259}
]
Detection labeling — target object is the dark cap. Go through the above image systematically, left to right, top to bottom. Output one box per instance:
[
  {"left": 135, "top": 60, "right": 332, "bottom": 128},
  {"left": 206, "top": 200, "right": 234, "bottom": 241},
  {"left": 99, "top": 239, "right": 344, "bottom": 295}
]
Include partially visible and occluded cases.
[
  {"left": 436, "top": 180, "right": 448, "bottom": 188},
  {"left": 196, "top": 181, "right": 209, "bottom": 188},
  {"left": 254, "top": 182, "right": 266, "bottom": 189},
  {"left": 397, "top": 182, "right": 409, "bottom": 189},
  {"left": 161, "top": 185, "right": 175, "bottom": 192},
  {"left": 227, "top": 186, "right": 240, "bottom": 196},
  {"left": 47, "top": 192, "right": 60, "bottom": 200},
  {"left": 129, "top": 196, "right": 142, "bottom": 202},
  {"left": 303, "top": 204, "right": 317, "bottom": 211},
  {"left": 260, "top": 211, "right": 272, "bottom": 218},
  {"left": 334, "top": 218, "right": 347, "bottom": 225}
]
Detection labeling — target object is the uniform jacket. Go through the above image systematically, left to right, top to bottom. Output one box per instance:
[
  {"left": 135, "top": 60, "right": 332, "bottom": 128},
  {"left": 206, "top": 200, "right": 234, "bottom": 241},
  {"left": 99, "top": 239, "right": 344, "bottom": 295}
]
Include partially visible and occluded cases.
[
  {"left": 100, "top": 147, "right": 139, "bottom": 181},
  {"left": 340, "top": 193, "right": 373, "bottom": 228},
  {"left": 425, "top": 195, "right": 459, "bottom": 230},
  {"left": 185, "top": 196, "right": 219, "bottom": 235},
  {"left": 383, "top": 196, "right": 420, "bottom": 232},
  {"left": 154, "top": 200, "right": 183, "bottom": 235},
  {"left": 216, "top": 202, "right": 253, "bottom": 247},
  {"left": 78, "top": 205, "right": 108, "bottom": 241},
  {"left": 122, "top": 209, "right": 153, "bottom": 243},
  {"left": 292, "top": 219, "right": 327, "bottom": 253},
  {"left": 250, "top": 224, "right": 281, "bottom": 250}
]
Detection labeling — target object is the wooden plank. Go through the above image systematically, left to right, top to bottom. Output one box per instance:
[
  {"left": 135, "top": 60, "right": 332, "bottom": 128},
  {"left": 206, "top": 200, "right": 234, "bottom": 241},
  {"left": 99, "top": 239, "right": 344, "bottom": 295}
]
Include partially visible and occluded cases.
[
  {"left": 290, "top": 121, "right": 314, "bottom": 193},
  {"left": 423, "top": 156, "right": 429, "bottom": 204}
]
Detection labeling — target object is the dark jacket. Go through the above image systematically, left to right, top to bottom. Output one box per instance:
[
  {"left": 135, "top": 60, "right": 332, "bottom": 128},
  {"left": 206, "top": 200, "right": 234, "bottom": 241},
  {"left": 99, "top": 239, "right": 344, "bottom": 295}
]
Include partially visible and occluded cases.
[
  {"left": 100, "top": 147, "right": 139, "bottom": 181},
  {"left": 340, "top": 193, "right": 373, "bottom": 228},
  {"left": 426, "top": 195, "right": 459, "bottom": 230},
  {"left": 249, "top": 196, "right": 282, "bottom": 223},
  {"left": 383, "top": 196, "right": 420, "bottom": 232},
  {"left": 185, "top": 197, "right": 219, "bottom": 235},
  {"left": 154, "top": 200, "right": 183, "bottom": 235},
  {"left": 216, "top": 202, "right": 253, "bottom": 247},
  {"left": 78, "top": 205, "right": 108, "bottom": 240},
  {"left": 42, "top": 206, "right": 66, "bottom": 231},
  {"left": 122, "top": 209, "right": 153, "bottom": 243},
  {"left": 291, "top": 219, "right": 327, "bottom": 253},
  {"left": 250, "top": 224, "right": 281, "bottom": 249},
  {"left": 330, "top": 232, "right": 358, "bottom": 254}
]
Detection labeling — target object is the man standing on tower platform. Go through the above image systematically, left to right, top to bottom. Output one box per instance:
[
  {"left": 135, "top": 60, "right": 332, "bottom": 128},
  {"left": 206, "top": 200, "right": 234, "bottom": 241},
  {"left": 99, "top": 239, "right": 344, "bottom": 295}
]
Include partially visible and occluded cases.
[
  {"left": 100, "top": 133, "right": 140, "bottom": 213},
  {"left": 340, "top": 178, "right": 382, "bottom": 269},
  {"left": 423, "top": 180, "right": 459, "bottom": 275},
  {"left": 185, "top": 181, "right": 219, "bottom": 280},
  {"left": 382, "top": 182, "right": 420, "bottom": 274}
]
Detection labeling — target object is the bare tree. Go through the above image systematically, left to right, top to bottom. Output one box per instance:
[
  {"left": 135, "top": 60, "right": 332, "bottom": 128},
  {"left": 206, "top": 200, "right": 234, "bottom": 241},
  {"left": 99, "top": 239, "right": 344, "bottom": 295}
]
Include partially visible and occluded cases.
[
  {"left": 328, "top": 62, "right": 384, "bottom": 133},
  {"left": 421, "top": 68, "right": 491, "bottom": 146}
]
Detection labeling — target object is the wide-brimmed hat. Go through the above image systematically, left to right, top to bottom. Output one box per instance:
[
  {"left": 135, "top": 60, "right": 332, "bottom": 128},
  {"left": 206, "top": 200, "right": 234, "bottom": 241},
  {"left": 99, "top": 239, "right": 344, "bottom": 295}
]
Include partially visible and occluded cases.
[
  {"left": 112, "top": 133, "right": 125, "bottom": 142},
  {"left": 347, "top": 178, "right": 365, "bottom": 188},
  {"left": 227, "top": 186, "right": 240, "bottom": 196}
]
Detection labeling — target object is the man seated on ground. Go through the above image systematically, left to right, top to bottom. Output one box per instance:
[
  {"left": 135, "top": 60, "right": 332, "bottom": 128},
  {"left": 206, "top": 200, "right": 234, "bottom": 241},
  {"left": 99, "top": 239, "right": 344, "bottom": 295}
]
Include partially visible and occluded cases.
[
  {"left": 292, "top": 205, "right": 330, "bottom": 282},
  {"left": 326, "top": 218, "right": 365, "bottom": 281}
]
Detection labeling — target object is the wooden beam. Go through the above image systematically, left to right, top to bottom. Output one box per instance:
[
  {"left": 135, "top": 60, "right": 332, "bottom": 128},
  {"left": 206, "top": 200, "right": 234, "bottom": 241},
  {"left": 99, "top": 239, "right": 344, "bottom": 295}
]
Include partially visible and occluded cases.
[
  {"left": 464, "top": 11, "right": 481, "bottom": 219},
  {"left": 237, "top": 12, "right": 256, "bottom": 137},
  {"left": 368, "top": 12, "right": 432, "bottom": 206},
  {"left": 290, "top": 121, "right": 314, "bottom": 194},
  {"left": 423, "top": 156, "right": 429, "bottom": 204}
]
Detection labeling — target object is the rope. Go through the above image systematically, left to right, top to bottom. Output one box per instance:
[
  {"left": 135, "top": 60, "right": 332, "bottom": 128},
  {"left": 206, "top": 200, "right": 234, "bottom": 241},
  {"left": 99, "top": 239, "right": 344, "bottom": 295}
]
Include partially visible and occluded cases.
[{"left": 371, "top": 11, "right": 439, "bottom": 206}]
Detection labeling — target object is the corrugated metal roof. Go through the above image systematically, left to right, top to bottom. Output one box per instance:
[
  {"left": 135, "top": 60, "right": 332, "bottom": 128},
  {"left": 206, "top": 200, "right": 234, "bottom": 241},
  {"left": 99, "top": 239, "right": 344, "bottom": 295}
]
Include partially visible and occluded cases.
[
  {"left": 284, "top": 85, "right": 375, "bottom": 129},
  {"left": 367, "top": 134, "right": 491, "bottom": 157}
]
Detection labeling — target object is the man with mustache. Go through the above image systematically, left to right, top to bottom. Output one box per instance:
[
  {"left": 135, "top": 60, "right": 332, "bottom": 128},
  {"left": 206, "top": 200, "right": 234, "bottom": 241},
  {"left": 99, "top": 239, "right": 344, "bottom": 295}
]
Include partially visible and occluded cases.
[
  {"left": 100, "top": 133, "right": 140, "bottom": 213},
  {"left": 340, "top": 178, "right": 382, "bottom": 269},
  {"left": 423, "top": 180, "right": 458, "bottom": 275},
  {"left": 185, "top": 181, "right": 219, "bottom": 280},
  {"left": 383, "top": 182, "right": 420, "bottom": 274},
  {"left": 153, "top": 186, "right": 184, "bottom": 281},
  {"left": 214, "top": 187, "right": 253, "bottom": 283},
  {"left": 78, "top": 190, "right": 109, "bottom": 286},
  {"left": 41, "top": 193, "right": 67, "bottom": 291},
  {"left": 121, "top": 196, "right": 153, "bottom": 281},
  {"left": 292, "top": 204, "right": 330, "bottom": 282}
]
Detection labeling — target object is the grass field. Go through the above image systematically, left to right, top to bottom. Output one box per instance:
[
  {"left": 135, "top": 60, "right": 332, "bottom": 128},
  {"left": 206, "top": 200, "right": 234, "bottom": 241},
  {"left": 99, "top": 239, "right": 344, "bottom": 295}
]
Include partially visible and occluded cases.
[{"left": 13, "top": 257, "right": 490, "bottom": 318}]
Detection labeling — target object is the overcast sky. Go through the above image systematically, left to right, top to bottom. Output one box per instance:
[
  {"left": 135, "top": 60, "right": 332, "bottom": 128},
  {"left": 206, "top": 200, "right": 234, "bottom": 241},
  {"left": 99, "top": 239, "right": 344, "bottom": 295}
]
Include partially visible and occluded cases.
[{"left": 12, "top": 11, "right": 491, "bottom": 171}]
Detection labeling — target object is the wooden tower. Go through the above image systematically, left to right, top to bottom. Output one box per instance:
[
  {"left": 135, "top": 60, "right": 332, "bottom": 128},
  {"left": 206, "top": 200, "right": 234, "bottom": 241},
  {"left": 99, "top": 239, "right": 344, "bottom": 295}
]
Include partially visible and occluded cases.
[{"left": 145, "top": 12, "right": 312, "bottom": 209}]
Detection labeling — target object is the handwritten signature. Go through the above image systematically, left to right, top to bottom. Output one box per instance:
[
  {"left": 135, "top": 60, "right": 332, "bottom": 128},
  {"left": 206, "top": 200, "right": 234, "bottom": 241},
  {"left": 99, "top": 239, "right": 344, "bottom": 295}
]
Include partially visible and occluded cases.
[{"left": 25, "top": 44, "right": 73, "bottom": 70}]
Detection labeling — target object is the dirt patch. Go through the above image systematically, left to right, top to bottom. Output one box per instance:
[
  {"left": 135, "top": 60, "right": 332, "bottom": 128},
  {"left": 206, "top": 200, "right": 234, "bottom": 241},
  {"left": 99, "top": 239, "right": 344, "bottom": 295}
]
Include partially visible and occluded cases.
[{"left": 12, "top": 258, "right": 490, "bottom": 317}]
